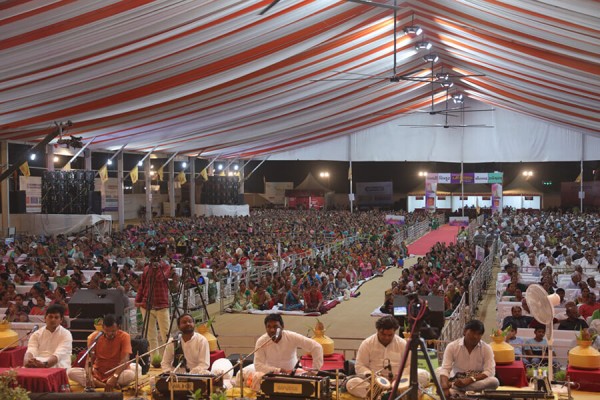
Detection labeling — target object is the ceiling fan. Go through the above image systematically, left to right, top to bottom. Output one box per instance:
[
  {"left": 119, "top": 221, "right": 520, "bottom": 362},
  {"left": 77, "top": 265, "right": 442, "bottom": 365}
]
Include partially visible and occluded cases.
[
  {"left": 259, "top": 0, "right": 401, "bottom": 15},
  {"left": 398, "top": 87, "right": 495, "bottom": 128}
]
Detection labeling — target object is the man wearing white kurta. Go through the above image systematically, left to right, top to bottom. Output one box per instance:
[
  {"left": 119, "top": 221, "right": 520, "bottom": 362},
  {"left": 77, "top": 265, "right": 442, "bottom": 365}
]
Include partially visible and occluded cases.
[
  {"left": 24, "top": 304, "right": 72, "bottom": 369},
  {"left": 161, "top": 314, "right": 210, "bottom": 374},
  {"left": 254, "top": 314, "right": 323, "bottom": 374},
  {"left": 355, "top": 316, "right": 430, "bottom": 387},
  {"left": 437, "top": 319, "right": 499, "bottom": 398}
]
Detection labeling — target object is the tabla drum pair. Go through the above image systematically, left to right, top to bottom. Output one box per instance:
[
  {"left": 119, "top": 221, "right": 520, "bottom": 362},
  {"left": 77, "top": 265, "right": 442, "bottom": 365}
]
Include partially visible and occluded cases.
[{"left": 344, "top": 375, "right": 391, "bottom": 399}]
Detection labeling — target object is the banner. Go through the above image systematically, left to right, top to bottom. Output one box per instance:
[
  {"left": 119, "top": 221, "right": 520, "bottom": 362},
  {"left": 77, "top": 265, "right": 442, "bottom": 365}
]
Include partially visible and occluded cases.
[
  {"left": 19, "top": 162, "right": 30, "bottom": 177},
  {"left": 98, "top": 165, "right": 108, "bottom": 183},
  {"left": 157, "top": 165, "right": 164, "bottom": 182},
  {"left": 130, "top": 166, "right": 138, "bottom": 184},
  {"left": 200, "top": 168, "right": 208, "bottom": 181},
  {"left": 177, "top": 170, "right": 186, "bottom": 185},
  {"left": 429, "top": 172, "right": 503, "bottom": 184},
  {"left": 425, "top": 174, "right": 437, "bottom": 211},
  {"left": 19, "top": 176, "right": 41, "bottom": 213},
  {"left": 95, "top": 177, "right": 118, "bottom": 212},
  {"left": 491, "top": 183, "right": 503, "bottom": 214},
  {"left": 385, "top": 215, "right": 405, "bottom": 225},
  {"left": 449, "top": 216, "right": 469, "bottom": 226},
  {"left": 475, "top": 245, "right": 485, "bottom": 261}
]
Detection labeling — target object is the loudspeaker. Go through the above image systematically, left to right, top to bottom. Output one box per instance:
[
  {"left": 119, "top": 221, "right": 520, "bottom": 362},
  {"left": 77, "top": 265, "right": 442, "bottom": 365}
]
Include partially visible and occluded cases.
[
  {"left": 9, "top": 191, "right": 26, "bottom": 213},
  {"left": 90, "top": 191, "right": 102, "bottom": 214},
  {"left": 68, "top": 289, "right": 127, "bottom": 320},
  {"left": 28, "top": 393, "right": 123, "bottom": 399}
]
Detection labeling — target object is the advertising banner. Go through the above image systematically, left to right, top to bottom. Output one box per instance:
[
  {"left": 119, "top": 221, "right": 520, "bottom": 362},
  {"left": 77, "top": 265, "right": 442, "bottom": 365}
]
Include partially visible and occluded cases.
[
  {"left": 425, "top": 174, "right": 438, "bottom": 211},
  {"left": 19, "top": 176, "right": 42, "bottom": 213},
  {"left": 95, "top": 177, "right": 119, "bottom": 212},
  {"left": 491, "top": 183, "right": 503, "bottom": 214},
  {"left": 385, "top": 215, "right": 406, "bottom": 225},
  {"left": 449, "top": 216, "right": 470, "bottom": 226}
]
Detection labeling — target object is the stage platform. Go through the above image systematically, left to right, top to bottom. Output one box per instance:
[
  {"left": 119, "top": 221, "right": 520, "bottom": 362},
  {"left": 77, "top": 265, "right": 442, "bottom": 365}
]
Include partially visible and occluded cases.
[{"left": 7, "top": 213, "right": 111, "bottom": 236}]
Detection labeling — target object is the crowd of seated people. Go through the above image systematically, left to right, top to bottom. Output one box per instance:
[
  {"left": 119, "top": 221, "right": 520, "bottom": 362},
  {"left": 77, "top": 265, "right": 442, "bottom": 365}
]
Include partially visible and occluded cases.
[
  {"left": 0, "top": 210, "right": 431, "bottom": 321},
  {"left": 379, "top": 239, "right": 482, "bottom": 316}
]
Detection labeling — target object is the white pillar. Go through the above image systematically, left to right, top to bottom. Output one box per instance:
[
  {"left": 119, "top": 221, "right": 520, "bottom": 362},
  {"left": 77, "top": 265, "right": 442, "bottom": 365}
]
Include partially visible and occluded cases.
[
  {"left": 117, "top": 152, "right": 125, "bottom": 231},
  {"left": 189, "top": 157, "right": 196, "bottom": 217},
  {"left": 145, "top": 158, "right": 152, "bottom": 222}
]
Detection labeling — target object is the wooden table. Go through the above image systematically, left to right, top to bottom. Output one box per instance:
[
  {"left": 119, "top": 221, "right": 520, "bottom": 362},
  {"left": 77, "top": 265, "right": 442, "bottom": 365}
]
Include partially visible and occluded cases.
[{"left": 0, "top": 367, "right": 68, "bottom": 392}]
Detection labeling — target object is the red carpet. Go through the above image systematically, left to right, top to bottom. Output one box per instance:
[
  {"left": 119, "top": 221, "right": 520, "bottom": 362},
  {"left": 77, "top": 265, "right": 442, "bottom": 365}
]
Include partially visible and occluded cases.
[{"left": 407, "top": 224, "right": 460, "bottom": 256}]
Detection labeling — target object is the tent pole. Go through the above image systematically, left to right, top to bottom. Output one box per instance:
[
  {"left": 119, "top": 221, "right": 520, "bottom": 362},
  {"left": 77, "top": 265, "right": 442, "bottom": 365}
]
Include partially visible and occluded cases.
[
  {"left": 580, "top": 133, "right": 584, "bottom": 212},
  {"left": 349, "top": 135, "right": 353, "bottom": 214}
]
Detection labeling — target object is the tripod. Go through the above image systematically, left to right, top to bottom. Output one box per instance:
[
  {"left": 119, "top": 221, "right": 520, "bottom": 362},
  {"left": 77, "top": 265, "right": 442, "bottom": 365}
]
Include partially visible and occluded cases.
[
  {"left": 166, "top": 263, "right": 218, "bottom": 346},
  {"left": 388, "top": 296, "right": 446, "bottom": 400}
]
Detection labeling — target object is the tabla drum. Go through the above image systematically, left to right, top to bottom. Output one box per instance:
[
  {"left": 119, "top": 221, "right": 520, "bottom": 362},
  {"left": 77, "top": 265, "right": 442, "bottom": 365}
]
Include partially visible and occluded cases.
[
  {"left": 345, "top": 375, "right": 392, "bottom": 400},
  {"left": 380, "top": 376, "right": 411, "bottom": 400}
]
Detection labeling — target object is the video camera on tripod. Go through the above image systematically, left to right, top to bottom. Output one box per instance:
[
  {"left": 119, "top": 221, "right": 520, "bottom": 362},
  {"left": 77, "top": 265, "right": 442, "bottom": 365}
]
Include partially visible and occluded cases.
[{"left": 392, "top": 293, "right": 444, "bottom": 340}]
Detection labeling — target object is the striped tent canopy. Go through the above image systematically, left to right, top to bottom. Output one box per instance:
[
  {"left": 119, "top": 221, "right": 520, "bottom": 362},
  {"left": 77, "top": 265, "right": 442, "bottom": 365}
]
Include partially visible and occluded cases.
[{"left": 1, "top": 1, "right": 598, "bottom": 161}]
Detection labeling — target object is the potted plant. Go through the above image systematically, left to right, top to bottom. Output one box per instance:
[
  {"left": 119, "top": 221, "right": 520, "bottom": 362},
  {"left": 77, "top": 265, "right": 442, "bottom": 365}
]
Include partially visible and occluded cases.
[
  {"left": 94, "top": 317, "right": 103, "bottom": 331},
  {"left": 402, "top": 320, "right": 411, "bottom": 339},
  {"left": 489, "top": 325, "right": 514, "bottom": 365},
  {"left": 569, "top": 328, "right": 600, "bottom": 369},
  {"left": 151, "top": 354, "right": 162, "bottom": 369},
  {"left": 0, "top": 370, "right": 29, "bottom": 400},
  {"left": 208, "top": 391, "right": 227, "bottom": 400}
]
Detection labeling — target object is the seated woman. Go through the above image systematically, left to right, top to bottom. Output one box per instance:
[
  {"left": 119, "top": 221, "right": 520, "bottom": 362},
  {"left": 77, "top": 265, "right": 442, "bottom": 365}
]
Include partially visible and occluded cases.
[
  {"left": 231, "top": 281, "right": 252, "bottom": 311},
  {"left": 304, "top": 282, "right": 325, "bottom": 314},
  {"left": 283, "top": 284, "right": 303, "bottom": 311},
  {"left": 251, "top": 285, "right": 272, "bottom": 311}
]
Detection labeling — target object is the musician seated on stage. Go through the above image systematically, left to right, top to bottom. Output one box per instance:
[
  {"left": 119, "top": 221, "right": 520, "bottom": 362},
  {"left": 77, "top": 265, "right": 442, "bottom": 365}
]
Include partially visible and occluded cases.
[
  {"left": 23, "top": 304, "right": 72, "bottom": 369},
  {"left": 161, "top": 313, "right": 210, "bottom": 374},
  {"left": 254, "top": 313, "right": 323, "bottom": 374},
  {"left": 68, "top": 314, "right": 140, "bottom": 392},
  {"left": 355, "top": 316, "right": 431, "bottom": 387},
  {"left": 437, "top": 319, "right": 499, "bottom": 397}
]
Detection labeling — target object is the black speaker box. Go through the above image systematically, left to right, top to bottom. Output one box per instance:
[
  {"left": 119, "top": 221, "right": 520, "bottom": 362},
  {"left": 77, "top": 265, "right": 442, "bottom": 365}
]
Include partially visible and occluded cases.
[
  {"left": 9, "top": 190, "right": 26, "bottom": 213},
  {"left": 90, "top": 191, "right": 102, "bottom": 214},
  {"left": 68, "top": 289, "right": 127, "bottom": 320},
  {"left": 28, "top": 392, "right": 123, "bottom": 399}
]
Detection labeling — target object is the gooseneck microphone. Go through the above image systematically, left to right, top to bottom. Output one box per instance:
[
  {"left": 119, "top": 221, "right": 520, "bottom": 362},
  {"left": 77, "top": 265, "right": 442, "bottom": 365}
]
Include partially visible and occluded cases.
[{"left": 272, "top": 328, "right": 282, "bottom": 341}]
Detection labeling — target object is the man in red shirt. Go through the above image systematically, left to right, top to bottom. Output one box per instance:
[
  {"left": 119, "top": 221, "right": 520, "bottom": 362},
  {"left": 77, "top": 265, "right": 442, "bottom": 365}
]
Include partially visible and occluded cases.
[
  {"left": 135, "top": 260, "right": 171, "bottom": 357},
  {"left": 68, "top": 314, "right": 138, "bottom": 391}
]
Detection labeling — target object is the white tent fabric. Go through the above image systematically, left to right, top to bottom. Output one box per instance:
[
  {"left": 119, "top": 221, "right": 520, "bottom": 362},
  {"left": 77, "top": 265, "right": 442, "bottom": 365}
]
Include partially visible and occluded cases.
[{"left": 0, "top": 1, "right": 598, "bottom": 161}]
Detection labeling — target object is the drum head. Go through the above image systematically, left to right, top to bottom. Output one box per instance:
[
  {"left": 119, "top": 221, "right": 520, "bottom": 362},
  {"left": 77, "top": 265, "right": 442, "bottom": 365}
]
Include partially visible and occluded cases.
[
  {"left": 345, "top": 376, "right": 370, "bottom": 398},
  {"left": 376, "top": 376, "right": 391, "bottom": 390}
]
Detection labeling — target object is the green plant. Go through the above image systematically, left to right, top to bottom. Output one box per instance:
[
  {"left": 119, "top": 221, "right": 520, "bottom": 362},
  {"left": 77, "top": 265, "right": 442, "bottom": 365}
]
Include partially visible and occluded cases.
[
  {"left": 197, "top": 315, "right": 216, "bottom": 329},
  {"left": 403, "top": 320, "right": 410, "bottom": 333},
  {"left": 490, "top": 325, "right": 512, "bottom": 338},
  {"left": 576, "top": 328, "right": 597, "bottom": 341},
  {"left": 151, "top": 354, "right": 162, "bottom": 367},
  {"left": 554, "top": 369, "right": 566, "bottom": 381},
  {"left": 0, "top": 370, "right": 29, "bottom": 400},
  {"left": 208, "top": 390, "right": 227, "bottom": 400}
]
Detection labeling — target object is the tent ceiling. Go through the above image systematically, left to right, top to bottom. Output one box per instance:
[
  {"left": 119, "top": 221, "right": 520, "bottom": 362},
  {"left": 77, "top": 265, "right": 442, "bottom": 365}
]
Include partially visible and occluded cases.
[{"left": 0, "top": 1, "right": 598, "bottom": 160}]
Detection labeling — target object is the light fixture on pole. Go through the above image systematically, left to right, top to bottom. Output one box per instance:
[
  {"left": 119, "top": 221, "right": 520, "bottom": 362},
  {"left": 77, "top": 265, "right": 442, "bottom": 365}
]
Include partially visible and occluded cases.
[
  {"left": 403, "top": 25, "right": 422, "bottom": 36},
  {"left": 415, "top": 41, "right": 432, "bottom": 51},
  {"left": 422, "top": 53, "right": 439, "bottom": 63},
  {"left": 435, "top": 72, "right": 450, "bottom": 81},
  {"left": 439, "top": 80, "right": 454, "bottom": 88},
  {"left": 452, "top": 93, "right": 464, "bottom": 104},
  {"left": 522, "top": 170, "right": 533, "bottom": 178},
  {"left": 418, "top": 171, "right": 428, "bottom": 177}
]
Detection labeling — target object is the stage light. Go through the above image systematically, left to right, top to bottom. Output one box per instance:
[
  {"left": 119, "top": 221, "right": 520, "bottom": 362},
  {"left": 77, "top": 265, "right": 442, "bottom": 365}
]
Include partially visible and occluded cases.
[
  {"left": 30, "top": 153, "right": 36, "bottom": 161},
  {"left": 107, "top": 159, "right": 112, "bottom": 165},
  {"left": 181, "top": 162, "right": 187, "bottom": 169}
]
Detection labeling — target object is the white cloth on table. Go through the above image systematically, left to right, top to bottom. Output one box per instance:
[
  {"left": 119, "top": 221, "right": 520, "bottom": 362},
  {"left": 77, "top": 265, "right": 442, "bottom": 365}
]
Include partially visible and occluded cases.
[
  {"left": 25, "top": 325, "right": 72, "bottom": 368},
  {"left": 254, "top": 330, "right": 323, "bottom": 373},
  {"left": 161, "top": 332, "right": 210, "bottom": 374}
]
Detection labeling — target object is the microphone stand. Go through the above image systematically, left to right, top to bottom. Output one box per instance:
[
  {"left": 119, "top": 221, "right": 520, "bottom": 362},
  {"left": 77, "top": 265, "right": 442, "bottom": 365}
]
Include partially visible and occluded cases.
[
  {"left": 0, "top": 327, "right": 38, "bottom": 354},
  {"left": 215, "top": 333, "right": 278, "bottom": 400},
  {"left": 78, "top": 338, "right": 101, "bottom": 393}
]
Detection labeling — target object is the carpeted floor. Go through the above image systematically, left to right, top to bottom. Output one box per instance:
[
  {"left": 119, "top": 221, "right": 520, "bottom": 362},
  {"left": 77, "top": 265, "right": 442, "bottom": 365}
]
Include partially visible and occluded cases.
[{"left": 407, "top": 225, "right": 459, "bottom": 256}]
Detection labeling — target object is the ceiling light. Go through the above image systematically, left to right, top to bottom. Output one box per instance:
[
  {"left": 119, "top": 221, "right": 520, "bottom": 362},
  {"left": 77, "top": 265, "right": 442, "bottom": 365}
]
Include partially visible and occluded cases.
[
  {"left": 403, "top": 26, "right": 422, "bottom": 36},
  {"left": 415, "top": 41, "right": 432, "bottom": 51},
  {"left": 423, "top": 54, "right": 439, "bottom": 63},
  {"left": 435, "top": 73, "right": 450, "bottom": 81},
  {"left": 439, "top": 81, "right": 454, "bottom": 88},
  {"left": 452, "top": 93, "right": 465, "bottom": 104},
  {"left": 30, "top": 154, "right": 36, "bottom": 161},
  {"left": 53, "top": 156, "right": 59, "bottom": 163},
  {"left": 107, "top": 159, "right": 112, "bottom": 165},
  {"left": 137, "top": 160, "right": 143, "bottom": 167},
  {"left": 181, "top": 162, "right": 187, "bottom": 169},
  {"left": 217, "top": 164, "right": 223, "bottom": 171},
  {"left": 233, "top": 164, "right": 239, "bottom": 171}
]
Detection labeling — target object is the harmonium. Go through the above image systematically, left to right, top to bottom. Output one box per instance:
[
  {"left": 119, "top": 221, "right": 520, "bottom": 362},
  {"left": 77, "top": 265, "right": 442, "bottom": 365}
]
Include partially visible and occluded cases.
[
  {"left": 153, "top": 373, "right": 221, "bottom": 400},
  {"left": 257, "top": 373, "right": 331, "bottom": 400}
]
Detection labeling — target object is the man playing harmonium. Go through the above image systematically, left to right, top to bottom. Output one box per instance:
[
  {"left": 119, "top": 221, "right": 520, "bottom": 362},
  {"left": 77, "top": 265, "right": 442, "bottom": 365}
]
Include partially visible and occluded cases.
[
  {"left": 161, "top": 313, "right": 211, "bottom": 374},
  {"left": 254, "top": 313, "right": 323, "bottom": 374}
]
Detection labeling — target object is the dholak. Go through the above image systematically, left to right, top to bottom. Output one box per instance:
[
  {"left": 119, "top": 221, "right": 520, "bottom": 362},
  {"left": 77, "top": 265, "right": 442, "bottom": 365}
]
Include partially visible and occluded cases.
[
  {"left": 345, "top": 375, "right": 391, "bottom": 400},
  {"left": 381, "top": 376, "right": 411, "bottom": 400}
]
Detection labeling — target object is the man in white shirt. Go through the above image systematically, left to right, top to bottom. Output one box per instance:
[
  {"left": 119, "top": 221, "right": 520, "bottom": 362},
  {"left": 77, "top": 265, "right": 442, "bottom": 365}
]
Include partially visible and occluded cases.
[
  {"left": 24, "top": 304, "right": 72, "bottom": 369},
  {"left": 161, "top": 313, "right": 210, "bottom": 374},
  {"left": 254, "top": 314, "right": 323, "bottom": 374},
  {"left": 355, "top": 316, "right": 430, "bottom": 387},
  {"left": 437, "top": 320, "right": 499, "bottom": 398}
]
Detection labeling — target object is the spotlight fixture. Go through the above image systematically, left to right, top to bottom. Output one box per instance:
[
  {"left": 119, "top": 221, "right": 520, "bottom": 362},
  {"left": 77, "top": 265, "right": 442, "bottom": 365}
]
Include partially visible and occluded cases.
[
  {"left": 403, "top": 25, "right": 422, "bottom": 36},
  {"left": 415, "top": 41, "right": 432, "bottom": 51},
  {"left": 423, "top": 53, "right": 439, "bottom": 63},
  {"left": 435, "top": 73, "right": 450, "bottom": 81},
  {"left": 439, "top": 80, "right": 454, "bottom": 88},
  {"left": 452, "top": 93, "right": 465, "bottom": 104},
  {"left": 30, "top": 153, "right": 36, "bottom": 161},
  {"left": 53, "top": 156, "right": 59, "bottom": 163},
  {"left": 107, "top": 159, "right": 113, "bottom": 165},
  {"left": 137, "top": 160, "right": 143, "bottom": 167},
  {"left": 181, "top": 162, "right": 187, "bottom": 169},
  {"left": 217, "top": 164, "right": 223, "bottom": 171},
  {"left": 233, "top": 164, "right": 239, "bottom": 171},
  {"left": 418, "top": 171, "right": 428, "bottom": 177}
]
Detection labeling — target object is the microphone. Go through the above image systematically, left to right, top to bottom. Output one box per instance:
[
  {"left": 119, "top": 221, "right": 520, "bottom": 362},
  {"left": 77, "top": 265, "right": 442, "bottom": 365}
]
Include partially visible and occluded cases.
[
  {"left": 28, "top": 325, "right": 40, "bottom": 335},
  {"left": 272, "top": 328, "right": 282, "bottom": 341},
  {"left": 91, "top": 331, "right": 104, "bottom": 345},
  {"left": 173, "top": 332, "right": 182, "bottom": 346},
  {"left": 290, "top": 359, "right": 302, "bottom": 376}
]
